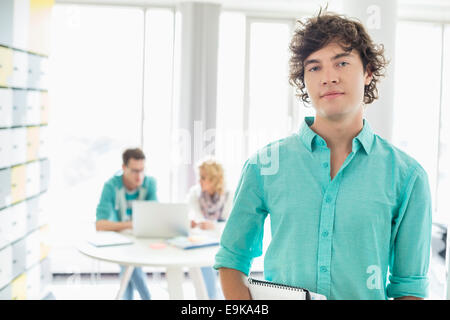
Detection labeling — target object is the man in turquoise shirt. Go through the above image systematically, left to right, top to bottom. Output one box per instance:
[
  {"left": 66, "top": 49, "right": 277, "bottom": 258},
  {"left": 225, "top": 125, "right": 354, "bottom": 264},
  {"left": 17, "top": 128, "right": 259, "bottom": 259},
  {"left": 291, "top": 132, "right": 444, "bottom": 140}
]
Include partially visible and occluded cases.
[
  {"left": 214, "top": 11, "right": 432, "bottom": 300},
  {"left": 96, "top": 148, "right": 157, "bottom": 300}
]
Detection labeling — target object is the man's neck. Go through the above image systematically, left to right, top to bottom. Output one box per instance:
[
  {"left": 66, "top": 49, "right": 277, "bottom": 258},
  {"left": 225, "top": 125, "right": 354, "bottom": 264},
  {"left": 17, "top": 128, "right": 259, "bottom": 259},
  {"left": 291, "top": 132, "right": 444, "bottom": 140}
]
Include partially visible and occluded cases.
[{"left": 309, "top": 111, "right": 364, "bottom": 153}]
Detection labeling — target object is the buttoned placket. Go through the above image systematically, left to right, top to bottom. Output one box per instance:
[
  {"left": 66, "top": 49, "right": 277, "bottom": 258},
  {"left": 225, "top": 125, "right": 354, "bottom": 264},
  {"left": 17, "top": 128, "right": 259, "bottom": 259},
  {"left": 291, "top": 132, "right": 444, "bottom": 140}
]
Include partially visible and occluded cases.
[{"left": 315, "top": 140, "right": 359, "bottom": 298}]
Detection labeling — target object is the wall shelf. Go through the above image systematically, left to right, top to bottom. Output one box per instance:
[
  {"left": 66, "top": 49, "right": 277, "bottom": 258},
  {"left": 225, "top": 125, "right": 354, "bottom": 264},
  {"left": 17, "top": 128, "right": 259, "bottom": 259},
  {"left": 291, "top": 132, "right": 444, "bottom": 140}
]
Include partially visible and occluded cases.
[{"left": 0, "top": 0, "right": 54, "bottom": 301}]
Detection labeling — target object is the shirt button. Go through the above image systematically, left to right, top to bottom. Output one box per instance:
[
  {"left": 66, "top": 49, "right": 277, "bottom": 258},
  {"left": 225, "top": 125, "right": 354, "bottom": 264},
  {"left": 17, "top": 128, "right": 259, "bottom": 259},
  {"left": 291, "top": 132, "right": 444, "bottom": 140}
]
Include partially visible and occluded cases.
[
  {"left": 322, "top": 162, "right": 329, "bottom": 168},
  {"left": 325, "top": 196, "right": 332, "bottom": 203},
  {"left": 322, "top": 231, "right": 329, "bottom": 237},
  {"left": 320, "top": 266, "right": 328, "bottom": 273}
]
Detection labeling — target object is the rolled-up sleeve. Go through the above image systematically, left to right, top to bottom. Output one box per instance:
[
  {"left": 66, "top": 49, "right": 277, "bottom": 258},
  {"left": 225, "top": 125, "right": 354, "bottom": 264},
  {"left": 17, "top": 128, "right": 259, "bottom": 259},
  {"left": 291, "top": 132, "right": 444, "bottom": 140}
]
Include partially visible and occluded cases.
[
  {"left": 213, "top": 157, "right": 269, "bottom": 276},
  {"left": 387, "top": 166, "right": 432, "bottom": 299}
]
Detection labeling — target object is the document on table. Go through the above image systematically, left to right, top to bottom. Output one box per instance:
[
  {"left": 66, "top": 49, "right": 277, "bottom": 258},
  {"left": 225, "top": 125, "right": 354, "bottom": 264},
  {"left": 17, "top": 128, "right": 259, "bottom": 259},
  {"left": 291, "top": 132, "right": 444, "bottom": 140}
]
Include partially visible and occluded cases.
[
  {"left": 87, "top": 231, "right": 134, "bottom": 247},
  {"left": 166, "top": 235, "right": 219, "bottom": 250}
]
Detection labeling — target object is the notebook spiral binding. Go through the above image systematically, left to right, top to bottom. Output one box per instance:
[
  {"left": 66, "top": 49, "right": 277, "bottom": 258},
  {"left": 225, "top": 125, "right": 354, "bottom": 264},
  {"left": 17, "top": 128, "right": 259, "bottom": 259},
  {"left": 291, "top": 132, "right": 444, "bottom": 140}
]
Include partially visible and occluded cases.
[{"left": 248, "top": 278, "right": 312, "bottom": 300}]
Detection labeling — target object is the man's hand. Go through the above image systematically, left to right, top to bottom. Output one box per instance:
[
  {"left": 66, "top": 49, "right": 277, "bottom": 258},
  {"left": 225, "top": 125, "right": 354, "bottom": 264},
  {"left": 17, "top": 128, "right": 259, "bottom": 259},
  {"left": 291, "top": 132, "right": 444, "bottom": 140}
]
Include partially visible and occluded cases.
[
  {"left": 96, "top": 220, "right": 132, "bottom": 231},
  {"left": 191, "top": 220, "right": 215, "bottom": 230},
  {"left": 199, "top": 221, "right": 215, "bottom": 230}
]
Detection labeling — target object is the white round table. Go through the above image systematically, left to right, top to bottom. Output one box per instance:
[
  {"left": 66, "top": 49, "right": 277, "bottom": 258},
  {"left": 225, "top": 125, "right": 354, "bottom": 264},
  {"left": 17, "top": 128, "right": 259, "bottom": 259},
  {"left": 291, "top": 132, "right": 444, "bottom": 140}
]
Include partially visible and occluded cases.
[{"left": 77, "top": 230, "right": 221, "bottom": 300}]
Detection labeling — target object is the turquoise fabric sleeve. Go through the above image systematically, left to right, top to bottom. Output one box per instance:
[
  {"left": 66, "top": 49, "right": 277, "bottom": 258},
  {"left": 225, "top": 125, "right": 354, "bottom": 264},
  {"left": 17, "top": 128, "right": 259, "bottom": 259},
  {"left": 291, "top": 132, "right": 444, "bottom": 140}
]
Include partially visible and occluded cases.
[
  {"left": 214, "top": 157, "right": 269, "bottom": 275},
  {"left": 387, "top": 166, "right": 432, "bottom": 299}
]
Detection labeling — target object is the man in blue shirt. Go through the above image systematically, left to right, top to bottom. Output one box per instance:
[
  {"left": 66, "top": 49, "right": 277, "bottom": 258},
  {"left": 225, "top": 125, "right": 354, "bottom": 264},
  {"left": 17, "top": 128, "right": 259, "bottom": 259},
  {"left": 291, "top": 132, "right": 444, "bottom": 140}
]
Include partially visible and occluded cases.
[
  {"left": 214, "top": 11, "right": 432, "bottom": 300},
  {"left": 96, "top": 148, "right": 157, "bottom": 300}
]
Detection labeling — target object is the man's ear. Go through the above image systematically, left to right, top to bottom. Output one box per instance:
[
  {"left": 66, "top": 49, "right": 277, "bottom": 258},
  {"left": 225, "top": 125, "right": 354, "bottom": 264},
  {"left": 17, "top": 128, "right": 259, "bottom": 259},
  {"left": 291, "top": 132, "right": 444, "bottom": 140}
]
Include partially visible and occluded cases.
[{"left": 364, "top": 66, "right": 373, "bottom": 86}]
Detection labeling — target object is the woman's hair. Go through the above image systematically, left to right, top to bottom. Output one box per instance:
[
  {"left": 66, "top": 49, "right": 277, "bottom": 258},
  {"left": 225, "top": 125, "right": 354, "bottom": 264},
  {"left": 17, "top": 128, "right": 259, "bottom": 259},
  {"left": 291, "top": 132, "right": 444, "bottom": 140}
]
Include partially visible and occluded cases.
[
  {"left": 289, "top": 9, "right": 388, "bottom": 105},
  {"left": 198, "top": 158, "right": 225, "bottom": 195}
]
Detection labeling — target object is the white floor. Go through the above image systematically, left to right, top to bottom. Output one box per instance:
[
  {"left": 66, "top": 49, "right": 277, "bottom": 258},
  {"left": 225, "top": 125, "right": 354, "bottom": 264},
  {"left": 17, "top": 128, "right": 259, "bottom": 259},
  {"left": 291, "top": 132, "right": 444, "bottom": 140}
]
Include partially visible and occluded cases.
[{"left": 49, "top": 272, "right": 210, "bottom": 300}]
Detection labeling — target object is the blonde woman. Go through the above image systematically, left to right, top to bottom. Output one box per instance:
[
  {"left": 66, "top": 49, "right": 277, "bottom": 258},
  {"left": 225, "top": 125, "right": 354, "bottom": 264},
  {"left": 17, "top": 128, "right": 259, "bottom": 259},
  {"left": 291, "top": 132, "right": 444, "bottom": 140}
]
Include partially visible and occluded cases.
[{"left": 186, "top": 159, "right": 232, "bottom": 299}]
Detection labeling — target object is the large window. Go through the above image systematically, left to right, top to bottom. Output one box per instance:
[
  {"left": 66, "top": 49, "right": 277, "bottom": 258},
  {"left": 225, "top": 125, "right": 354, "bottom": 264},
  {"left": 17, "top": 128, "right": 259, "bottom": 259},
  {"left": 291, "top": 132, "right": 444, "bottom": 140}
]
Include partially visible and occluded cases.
[
  {"left": 49, "top": 4, "right": 175, "bottom": 272},
  {"left": 49, "top": 5, "right": 144, "bottom": 272},
  {"left": 142, "top": 9, "right": 175, "bottom": 202},
  {"left": 215, "top": 12, "right": 246, "bottom": 193},
  {"left": 215, "top": 13, "right": 305, "bottom": 272},
  {"left": 216, "top": 13, "right": 305, "bottom": 192},
  {"left": 247, "top": 20, "right": 293, "bottom": 155},
  {"left": 392, "top": 21, "right": 450, "bottom": 299},
  {"left": 392, "top": 22, "right": 443, "bottom": 221},
  {"left": 433, "top": 25, "right": 450, "bottom": 299},
  {"left": 436, "top": 25, "right": 450, "bottom": 225}
]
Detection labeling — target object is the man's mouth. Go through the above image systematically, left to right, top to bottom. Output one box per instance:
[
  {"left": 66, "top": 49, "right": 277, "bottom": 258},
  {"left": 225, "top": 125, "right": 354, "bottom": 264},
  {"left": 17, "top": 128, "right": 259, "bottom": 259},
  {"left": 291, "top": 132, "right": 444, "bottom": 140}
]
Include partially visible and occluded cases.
[{"left": 321, "top": 92, "right": 344, "bottom": 99}]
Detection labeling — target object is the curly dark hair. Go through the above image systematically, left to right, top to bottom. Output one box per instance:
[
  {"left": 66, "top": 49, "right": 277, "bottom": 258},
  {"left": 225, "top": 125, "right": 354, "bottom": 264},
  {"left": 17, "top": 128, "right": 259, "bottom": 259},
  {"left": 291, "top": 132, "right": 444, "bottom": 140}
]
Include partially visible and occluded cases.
[{"left": 289, "top": 9, "right": 388, "bottom": 105}]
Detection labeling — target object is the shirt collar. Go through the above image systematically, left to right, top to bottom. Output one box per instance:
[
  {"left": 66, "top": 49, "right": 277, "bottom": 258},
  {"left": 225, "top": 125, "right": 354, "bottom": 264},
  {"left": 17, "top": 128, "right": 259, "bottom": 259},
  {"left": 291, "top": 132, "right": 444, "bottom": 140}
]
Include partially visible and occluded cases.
[{"left": 298, "top": 116, "right": 375, "bottom": 155}]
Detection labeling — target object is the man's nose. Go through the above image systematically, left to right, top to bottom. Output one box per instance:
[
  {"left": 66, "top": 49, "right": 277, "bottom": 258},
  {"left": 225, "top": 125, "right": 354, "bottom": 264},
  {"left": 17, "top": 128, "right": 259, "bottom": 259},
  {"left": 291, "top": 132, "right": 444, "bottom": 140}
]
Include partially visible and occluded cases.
[{"left": 321, "top": 67, "right": 339, "bottom": 85}]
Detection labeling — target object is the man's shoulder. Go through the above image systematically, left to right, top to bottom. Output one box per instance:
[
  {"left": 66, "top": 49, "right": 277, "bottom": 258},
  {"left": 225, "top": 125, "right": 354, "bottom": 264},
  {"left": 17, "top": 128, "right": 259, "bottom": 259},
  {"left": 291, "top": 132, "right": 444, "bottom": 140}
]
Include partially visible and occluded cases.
[
  {"left": 248, "top": 132, "right": 300, "bottom": 162},
  {"left": 264, "top": 132, "right": 299, "bottom": 150},
  {"left": 373, "top": 135, "right": 425, "bottom": 175},
  {"left": 104, "top": 174, "right": 123, "bottom": 189},
  {"left": 98, "top": 175, "right": 122, "bottom": 203},
  {"left": 143, "top": 175, "right": 157, "bottom": 188}
]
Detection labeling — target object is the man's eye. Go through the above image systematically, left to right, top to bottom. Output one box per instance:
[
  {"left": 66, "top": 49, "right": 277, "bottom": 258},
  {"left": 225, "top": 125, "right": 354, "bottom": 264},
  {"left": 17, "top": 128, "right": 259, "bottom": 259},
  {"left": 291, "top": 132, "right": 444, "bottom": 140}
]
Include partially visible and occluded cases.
[
  {"left": 338, "top": 61, "right": 349, "bottom": 67},
  {"left": 308, "top": 66, "right": 319, "bottom": 72}
]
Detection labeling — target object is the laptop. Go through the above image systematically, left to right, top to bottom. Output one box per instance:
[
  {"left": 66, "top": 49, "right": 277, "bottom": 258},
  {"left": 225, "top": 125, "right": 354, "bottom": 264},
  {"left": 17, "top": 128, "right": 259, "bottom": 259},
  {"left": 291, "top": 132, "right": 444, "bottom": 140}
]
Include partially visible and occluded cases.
[{"left": 132, "top": 201, "right": 190, "bottom": 238}]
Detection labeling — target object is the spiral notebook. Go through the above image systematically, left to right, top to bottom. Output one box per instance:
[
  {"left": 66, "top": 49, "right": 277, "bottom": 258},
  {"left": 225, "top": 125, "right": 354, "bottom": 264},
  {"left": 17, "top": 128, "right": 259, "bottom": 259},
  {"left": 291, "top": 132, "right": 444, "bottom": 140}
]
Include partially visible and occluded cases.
[{"left": 248, "top": 278, "right": 327, "bottom": 300}]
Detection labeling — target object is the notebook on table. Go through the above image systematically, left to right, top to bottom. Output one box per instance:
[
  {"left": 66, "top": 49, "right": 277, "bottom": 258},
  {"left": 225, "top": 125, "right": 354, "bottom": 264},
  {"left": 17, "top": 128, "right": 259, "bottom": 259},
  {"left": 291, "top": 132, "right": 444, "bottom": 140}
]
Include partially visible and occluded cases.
[
  {"left": 87, "top": 231, "right": 134, "bottom": 247},
  {"left": 247, "top": 278, "right": 327, "bottom": 300}
]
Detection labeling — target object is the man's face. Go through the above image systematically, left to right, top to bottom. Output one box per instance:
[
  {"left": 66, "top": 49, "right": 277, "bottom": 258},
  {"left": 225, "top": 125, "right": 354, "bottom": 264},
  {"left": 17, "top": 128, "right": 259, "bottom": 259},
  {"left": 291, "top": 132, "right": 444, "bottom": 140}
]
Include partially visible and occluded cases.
[
  {"left": 303, "top": 42, "right": 373, "bottom": 121},
  {"left": 122, "top": 158, "right": 145, "bottom": 190}
]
